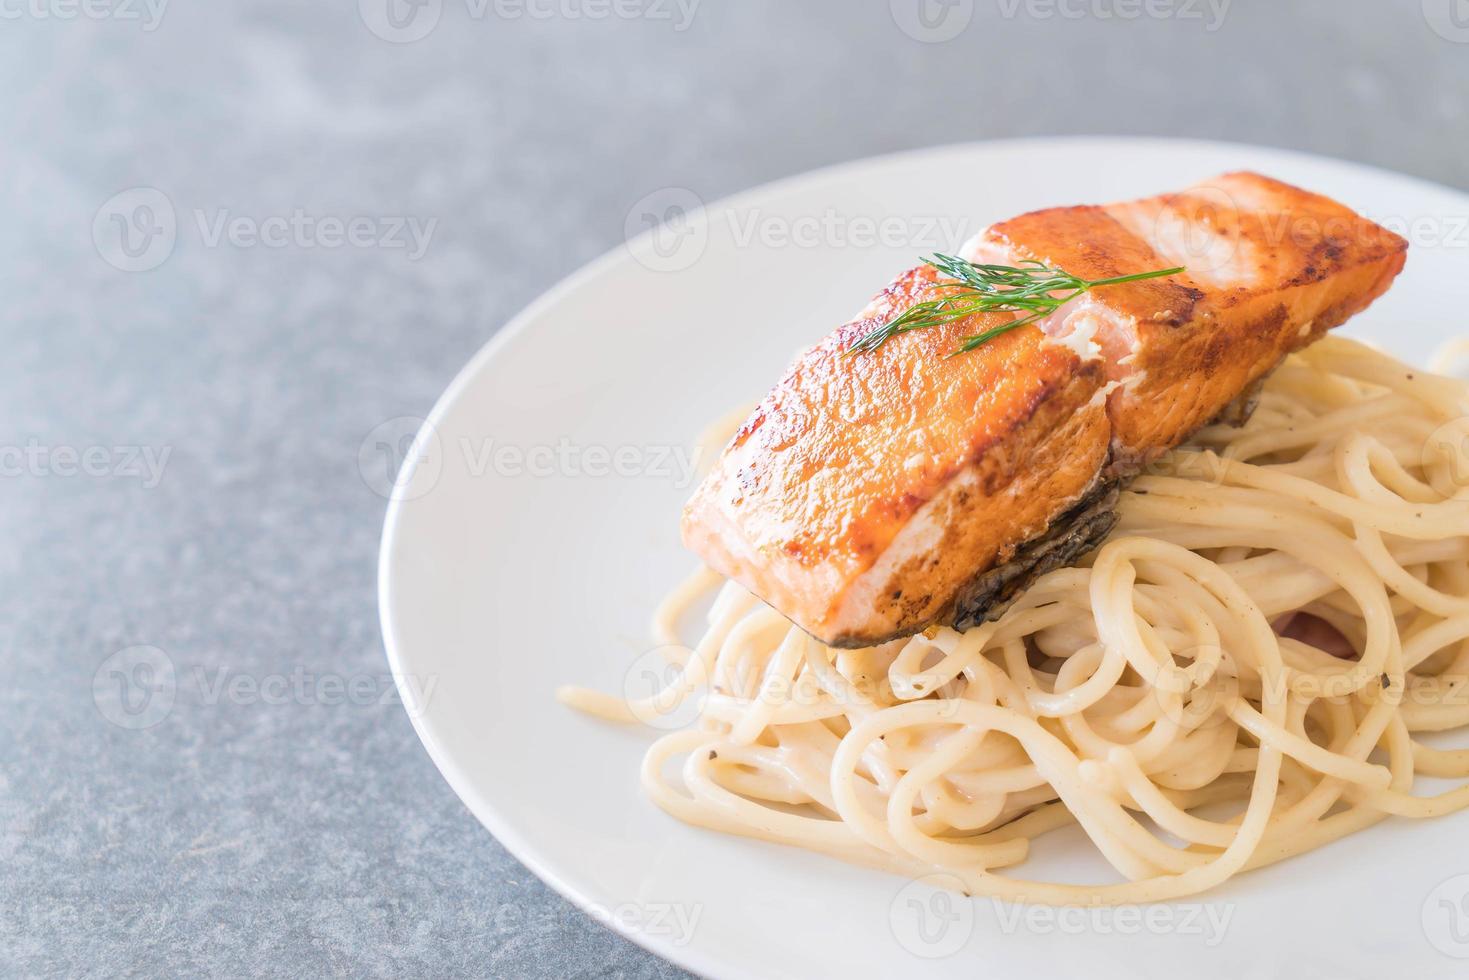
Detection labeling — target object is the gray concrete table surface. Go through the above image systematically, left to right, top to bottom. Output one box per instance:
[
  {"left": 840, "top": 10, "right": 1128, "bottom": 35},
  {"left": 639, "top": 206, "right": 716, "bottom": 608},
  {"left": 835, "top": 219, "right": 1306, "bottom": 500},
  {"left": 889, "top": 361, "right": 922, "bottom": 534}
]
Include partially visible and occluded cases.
[{"left": 2, "top": 1, "right": 1465, "bottom": 977}]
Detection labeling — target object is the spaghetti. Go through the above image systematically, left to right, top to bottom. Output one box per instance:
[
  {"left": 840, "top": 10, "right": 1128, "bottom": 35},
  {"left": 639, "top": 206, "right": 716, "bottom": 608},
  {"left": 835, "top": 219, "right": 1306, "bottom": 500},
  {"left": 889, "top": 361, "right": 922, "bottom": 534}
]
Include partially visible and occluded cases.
[{"left": 560, "top": 336, "right": 1469, "bottom": 904}]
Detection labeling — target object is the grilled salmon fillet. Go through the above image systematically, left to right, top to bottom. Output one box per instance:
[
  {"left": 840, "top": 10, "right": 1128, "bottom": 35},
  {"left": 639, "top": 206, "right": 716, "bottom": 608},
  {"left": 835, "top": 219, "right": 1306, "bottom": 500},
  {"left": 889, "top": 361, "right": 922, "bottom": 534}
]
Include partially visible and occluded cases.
[
  {"left": 965, "top": 172, "right": 1409, "bottom": 463},
  {"left": 683, "top": 173, "right": 1407, "bottom": 648}
]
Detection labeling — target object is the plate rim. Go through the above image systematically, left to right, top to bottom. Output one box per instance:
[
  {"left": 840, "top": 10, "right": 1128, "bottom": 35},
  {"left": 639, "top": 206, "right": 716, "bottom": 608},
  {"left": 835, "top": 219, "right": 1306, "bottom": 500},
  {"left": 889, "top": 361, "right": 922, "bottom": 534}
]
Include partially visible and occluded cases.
[{"left": 378, "top": 135, "right": 1469, "bottom": 979}]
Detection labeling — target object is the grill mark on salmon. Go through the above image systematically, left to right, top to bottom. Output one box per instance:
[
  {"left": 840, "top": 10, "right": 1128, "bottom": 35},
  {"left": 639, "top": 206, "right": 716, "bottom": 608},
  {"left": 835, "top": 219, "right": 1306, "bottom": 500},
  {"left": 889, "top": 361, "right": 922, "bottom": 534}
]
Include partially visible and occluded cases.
[{"left": 682, "top": 173, "right": 1408, "bottom": 648}]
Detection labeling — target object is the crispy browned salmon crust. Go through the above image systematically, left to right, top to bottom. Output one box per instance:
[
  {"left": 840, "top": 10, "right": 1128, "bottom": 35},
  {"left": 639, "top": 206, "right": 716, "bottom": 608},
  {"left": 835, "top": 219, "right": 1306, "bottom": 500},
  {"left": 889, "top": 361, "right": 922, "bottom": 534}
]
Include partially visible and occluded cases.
[{"left": 683, "top": 173, "right": 1408, "bottom": 647}]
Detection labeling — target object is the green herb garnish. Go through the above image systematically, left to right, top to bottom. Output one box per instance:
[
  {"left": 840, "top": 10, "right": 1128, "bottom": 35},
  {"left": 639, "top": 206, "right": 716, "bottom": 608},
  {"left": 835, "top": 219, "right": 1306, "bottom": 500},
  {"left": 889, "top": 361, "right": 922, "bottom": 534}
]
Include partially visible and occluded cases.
[{"left": 845, "top": 254, "right": 1185, "bottom": 357}]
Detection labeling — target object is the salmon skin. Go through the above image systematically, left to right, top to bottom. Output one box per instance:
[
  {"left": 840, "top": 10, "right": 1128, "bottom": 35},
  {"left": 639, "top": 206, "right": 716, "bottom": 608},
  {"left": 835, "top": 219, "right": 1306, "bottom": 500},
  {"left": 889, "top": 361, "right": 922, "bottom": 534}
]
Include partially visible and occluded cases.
[{"left": 682, "top": 173, "right": 1408, "bottom": 648}]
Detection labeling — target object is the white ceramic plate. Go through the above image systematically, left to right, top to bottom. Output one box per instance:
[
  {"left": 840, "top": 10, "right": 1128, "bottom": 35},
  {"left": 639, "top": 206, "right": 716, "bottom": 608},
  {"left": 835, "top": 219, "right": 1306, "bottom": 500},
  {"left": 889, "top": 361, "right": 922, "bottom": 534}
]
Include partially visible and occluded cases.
[{"left": 380, "top": 138, "right": 1469, "bottom": 980}]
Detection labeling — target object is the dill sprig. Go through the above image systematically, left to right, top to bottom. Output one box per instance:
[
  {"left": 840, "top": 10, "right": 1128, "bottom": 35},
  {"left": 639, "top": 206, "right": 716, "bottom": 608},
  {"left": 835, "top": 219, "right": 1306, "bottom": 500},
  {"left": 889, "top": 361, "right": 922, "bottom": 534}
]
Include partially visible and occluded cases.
[{"left": 845, "top": 254, "right": 1185, "bottom": 357}]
